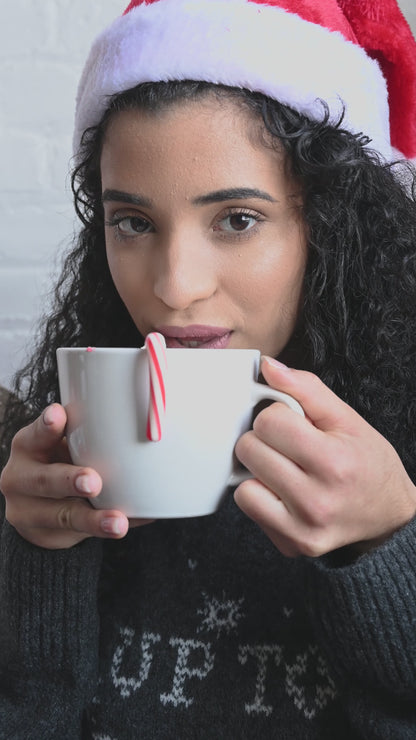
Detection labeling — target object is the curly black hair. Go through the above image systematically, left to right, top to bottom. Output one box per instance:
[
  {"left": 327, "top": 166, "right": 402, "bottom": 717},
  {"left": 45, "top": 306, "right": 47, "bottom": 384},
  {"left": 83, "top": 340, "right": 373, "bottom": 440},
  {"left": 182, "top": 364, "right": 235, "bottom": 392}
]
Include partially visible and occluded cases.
[{"left": 1, "top": 81, "right": 416, "bottom": 479}]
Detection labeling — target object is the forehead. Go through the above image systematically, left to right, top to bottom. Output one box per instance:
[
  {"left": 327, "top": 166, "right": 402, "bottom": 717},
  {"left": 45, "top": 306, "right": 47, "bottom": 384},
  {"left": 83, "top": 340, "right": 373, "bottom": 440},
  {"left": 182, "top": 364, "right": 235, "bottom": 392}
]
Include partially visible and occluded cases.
[{"left": 100, "top": 97, "right": 291, "bottom": 197}]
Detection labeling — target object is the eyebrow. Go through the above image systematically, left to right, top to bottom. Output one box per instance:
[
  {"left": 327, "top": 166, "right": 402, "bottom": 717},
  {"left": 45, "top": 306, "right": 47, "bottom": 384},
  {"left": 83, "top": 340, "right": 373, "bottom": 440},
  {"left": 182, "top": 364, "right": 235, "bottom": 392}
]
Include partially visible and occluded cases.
[
  {"left": 102, "top": 186, "right": 277, "bottom": 208},
  {"left": 192, "top": 188, "right": 277, "bottom": 205},
  {"left": 102, "top": 189, "right": 153, "bottom": 208}
]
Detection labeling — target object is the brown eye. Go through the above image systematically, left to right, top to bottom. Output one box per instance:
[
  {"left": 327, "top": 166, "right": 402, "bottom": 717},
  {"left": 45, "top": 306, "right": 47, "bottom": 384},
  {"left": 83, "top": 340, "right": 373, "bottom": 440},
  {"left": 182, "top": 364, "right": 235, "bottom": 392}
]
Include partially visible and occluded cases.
[
  {"left": 214, "top": 209, "right": 261, "bottom": 235},
  {"left": 228, "top": 213, "right": 253, "bottom": 231},
  {"left": 106, "top": 215, "right": 153, "bottom": 237},
  {"left": 118, "top": 216, "right": 152, "bottom": 235}
]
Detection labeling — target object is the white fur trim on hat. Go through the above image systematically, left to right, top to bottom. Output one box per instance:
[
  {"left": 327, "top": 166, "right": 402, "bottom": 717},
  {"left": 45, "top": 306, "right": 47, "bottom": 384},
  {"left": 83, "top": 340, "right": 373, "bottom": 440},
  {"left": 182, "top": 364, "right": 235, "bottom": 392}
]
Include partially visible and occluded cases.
[{"left": 74, "top": 0, "right": 391, "bottom": 159}]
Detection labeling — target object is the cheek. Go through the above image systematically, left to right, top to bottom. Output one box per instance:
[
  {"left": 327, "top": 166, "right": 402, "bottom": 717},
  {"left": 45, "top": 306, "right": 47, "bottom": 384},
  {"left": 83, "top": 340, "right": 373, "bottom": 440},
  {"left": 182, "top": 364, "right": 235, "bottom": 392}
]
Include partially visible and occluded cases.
[
  {"left": 106, "top": 247, "right": 144, "bottom": 308},
  {"left": 241, "top": 248, "right": 305, "bottom": 310},
  {"left": 106, "top": 249, "right": 125, "bottom": 295}
]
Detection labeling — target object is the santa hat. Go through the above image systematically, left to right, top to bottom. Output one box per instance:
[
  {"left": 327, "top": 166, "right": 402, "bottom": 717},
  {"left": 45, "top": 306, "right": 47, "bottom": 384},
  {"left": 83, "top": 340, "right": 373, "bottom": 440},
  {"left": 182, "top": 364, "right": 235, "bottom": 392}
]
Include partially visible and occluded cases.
[{"left": 74, "top": 0, "right": 416, "bottom": 161}]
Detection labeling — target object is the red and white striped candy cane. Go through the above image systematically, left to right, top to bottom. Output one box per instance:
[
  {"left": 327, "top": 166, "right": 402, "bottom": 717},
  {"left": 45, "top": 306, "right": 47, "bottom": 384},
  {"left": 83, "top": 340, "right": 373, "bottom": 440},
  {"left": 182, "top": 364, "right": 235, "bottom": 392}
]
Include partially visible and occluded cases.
[{"left": 145, "top": 332, "right": 167, "bottom": 441}]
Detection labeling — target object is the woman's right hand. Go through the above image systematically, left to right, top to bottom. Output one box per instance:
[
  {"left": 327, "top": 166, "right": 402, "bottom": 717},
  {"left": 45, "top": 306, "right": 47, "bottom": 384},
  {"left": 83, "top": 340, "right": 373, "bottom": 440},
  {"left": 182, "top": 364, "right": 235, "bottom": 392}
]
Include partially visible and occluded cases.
[{"left": 0, "top": 403, "right": 139, "bottom": 549}]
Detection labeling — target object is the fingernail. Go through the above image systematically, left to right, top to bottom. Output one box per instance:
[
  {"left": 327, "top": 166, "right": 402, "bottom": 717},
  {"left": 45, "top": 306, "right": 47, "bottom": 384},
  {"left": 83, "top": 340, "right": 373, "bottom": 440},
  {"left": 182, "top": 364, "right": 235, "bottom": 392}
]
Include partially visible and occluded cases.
[
  {"left": 261, "top": 356, "right": 291, "bottom": 371},
  {"left": 43, "top": 406, "right": 55, "bottom": 425},
  {"left": 75, "top": 474, "right": 93, "bottom": 494},
  {"left": 101, "top": 517, "right": 124, "bottom": 535}
]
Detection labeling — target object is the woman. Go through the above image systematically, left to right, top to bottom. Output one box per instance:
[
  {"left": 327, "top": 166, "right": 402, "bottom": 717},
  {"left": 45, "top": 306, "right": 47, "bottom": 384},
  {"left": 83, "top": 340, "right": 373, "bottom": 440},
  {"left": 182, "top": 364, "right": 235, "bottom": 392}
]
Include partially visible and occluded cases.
[{"left": 1, "top": 1, "right": 416, "bottom": 737}]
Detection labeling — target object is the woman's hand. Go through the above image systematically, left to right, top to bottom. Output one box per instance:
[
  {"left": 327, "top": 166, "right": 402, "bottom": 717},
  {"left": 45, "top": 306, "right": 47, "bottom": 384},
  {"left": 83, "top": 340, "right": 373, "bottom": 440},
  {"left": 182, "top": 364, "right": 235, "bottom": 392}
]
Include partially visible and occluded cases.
[
  {"left": 234, "top": 357, "right": 416, "bottom": 558},
  {"left": 0, "top": 403, "right": 150, "bottom": 549}
]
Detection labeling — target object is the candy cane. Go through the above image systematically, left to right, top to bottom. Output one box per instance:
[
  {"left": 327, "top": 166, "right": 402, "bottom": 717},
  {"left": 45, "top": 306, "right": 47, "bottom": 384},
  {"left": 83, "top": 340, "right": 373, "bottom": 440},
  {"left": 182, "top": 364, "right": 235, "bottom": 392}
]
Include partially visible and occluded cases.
[{"left": 145, "top": 332, "right": 167, "bottom": 442}]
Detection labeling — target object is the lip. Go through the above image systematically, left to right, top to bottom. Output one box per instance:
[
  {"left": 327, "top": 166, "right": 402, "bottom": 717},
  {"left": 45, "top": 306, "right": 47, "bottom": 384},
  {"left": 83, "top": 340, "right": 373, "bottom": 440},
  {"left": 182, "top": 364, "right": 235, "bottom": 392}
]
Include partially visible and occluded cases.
[{"left": 156, "top": 325, "right": 232, "bottom": 349}]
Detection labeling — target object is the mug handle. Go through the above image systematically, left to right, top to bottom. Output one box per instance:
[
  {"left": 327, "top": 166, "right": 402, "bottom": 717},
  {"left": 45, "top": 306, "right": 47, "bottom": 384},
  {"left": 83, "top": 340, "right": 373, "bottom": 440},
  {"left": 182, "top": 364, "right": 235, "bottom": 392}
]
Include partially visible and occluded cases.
[{"left": 228, "top": 381, "right": 304, "bottom": 487}]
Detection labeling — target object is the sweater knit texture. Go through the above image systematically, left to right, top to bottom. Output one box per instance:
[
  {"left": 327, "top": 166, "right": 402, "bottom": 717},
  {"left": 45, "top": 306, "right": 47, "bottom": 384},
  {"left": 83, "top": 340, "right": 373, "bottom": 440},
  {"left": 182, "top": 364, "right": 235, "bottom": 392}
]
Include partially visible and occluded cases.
[{"left": 1, "top": 485, "right": 416, "bottom": 739}]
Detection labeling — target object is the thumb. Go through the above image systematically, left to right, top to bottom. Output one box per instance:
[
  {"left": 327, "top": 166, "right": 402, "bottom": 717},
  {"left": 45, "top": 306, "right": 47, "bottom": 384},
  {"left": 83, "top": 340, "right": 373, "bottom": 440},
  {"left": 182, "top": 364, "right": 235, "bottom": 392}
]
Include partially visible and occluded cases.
[
  {"left": 261, "top": 356, "right": 354, "bottom": 432},
  {"left": 27, "top": 403, "right": 68, "bottom": 457}
]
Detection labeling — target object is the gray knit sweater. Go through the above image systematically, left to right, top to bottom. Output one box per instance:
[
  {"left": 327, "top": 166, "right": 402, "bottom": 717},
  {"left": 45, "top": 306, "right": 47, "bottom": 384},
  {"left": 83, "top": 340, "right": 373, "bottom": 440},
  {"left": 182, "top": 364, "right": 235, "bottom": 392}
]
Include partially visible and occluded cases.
[{"left": 1, "top": 489, "right": 416, "bottom": 739}]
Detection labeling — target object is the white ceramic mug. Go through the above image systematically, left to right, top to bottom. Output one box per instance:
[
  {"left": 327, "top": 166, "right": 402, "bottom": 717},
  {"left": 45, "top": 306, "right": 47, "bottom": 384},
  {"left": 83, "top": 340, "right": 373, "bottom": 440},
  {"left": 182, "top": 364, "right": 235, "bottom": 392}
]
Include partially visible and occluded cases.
[{"left": 57, "top": 347, "right": 303, "bottom": 518}]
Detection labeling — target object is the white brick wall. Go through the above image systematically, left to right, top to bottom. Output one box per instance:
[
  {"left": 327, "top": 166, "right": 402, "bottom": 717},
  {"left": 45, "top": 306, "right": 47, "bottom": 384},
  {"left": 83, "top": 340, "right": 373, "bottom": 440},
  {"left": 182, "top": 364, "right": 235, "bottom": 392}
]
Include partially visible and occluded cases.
[
  {"left": 0, "top": 0, "right": 122, "bottom": 387},
  {"left": 1, "top": 0, "right": 415, "bottom": 388}
]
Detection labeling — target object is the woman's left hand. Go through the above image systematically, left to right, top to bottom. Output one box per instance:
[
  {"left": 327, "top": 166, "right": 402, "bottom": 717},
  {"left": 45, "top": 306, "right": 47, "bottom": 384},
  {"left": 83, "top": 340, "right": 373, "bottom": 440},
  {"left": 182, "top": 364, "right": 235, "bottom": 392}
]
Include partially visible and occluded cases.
[{"left": 234, "top": 356, "right": 416, "bottom": 558}]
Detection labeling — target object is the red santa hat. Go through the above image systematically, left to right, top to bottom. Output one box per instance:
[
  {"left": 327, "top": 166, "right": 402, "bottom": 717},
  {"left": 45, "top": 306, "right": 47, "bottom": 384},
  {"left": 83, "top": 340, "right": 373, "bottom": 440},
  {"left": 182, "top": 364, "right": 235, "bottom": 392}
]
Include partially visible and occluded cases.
[{"left": 74, "top": 0, "right": 416, "bottom": 161}]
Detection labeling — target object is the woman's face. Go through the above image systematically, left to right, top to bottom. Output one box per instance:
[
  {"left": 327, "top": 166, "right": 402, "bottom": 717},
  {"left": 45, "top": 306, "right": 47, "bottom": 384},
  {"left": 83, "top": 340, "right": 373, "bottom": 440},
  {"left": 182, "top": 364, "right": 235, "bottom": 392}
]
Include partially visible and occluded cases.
[{"left": 101, "top": 97, "right": 307, "bottom": 356}]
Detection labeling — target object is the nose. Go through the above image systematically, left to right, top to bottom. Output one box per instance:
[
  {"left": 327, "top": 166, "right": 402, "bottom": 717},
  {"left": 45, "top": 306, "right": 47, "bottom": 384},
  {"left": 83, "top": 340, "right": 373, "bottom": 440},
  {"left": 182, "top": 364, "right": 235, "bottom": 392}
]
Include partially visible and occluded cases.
[{"left": 153, "top": 232, "right": 217, "bottom": 310}]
